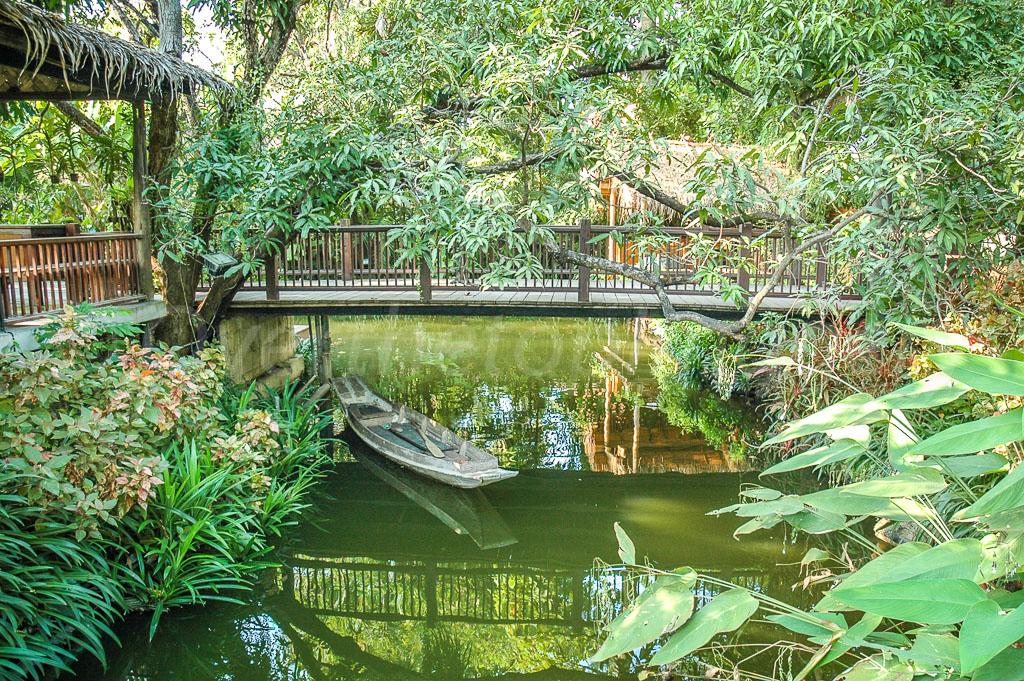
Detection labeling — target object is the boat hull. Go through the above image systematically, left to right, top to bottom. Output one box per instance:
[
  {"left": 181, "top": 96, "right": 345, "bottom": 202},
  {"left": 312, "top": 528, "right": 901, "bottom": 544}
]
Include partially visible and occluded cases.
[{"left": 335, "top": 376, "right": 518, "bottom": 489}]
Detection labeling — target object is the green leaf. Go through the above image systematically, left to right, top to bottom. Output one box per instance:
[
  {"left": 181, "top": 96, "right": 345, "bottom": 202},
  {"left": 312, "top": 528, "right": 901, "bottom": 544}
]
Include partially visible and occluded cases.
[
  {"left": 894, "top": 323, "right": 971, "bottom": 350},
  {"left": 930, "top": 354, "right": 1024, "bottom": 396},
  {"left": 872, "top": 371, "right": 971, "bottom": 410},
  {"left": 763, "top": 393, "right": 882, "bottom": 445},
  {"left": 887, "top": 409, "right": 917, "bottom": 467},
  {"left": 908, "top": 409, "right": 1023, "bottom": 457},
  {"left": 760, "top": 439, "right": 864, "bottom": 476},
  {"left": 930, "top": 452, "right": 1007, "bottom": 478},
  {"left": 955, "top": 463, "right": 1024, "bottom": 521},
  {"left": 838, "top": 466, "right": 946, "bottom": 498},
  {"left": 801, "top": 488, "right": 896, "bottom": 516},
  {"left": 733, "top": 496, "right": 805, "bottom": 517},
  {"left": 786, "top": 509, "right": 852, "bottom": 534},
  {"left": 614, "top": 522, "right": 635, "bottom": 565},
  {"left": 882, "top": 539, "right": 984, "bottom": 582},
  {"left": 818, "top": 543, "right": 932, "bottom": 611},
  {"left": 801, "top": 548, "right": 830, "bottom": 566},
  {"left": 591, "top": 572, "right": 695, "bottom": 661},
  {"left": 830, "top": 579, "right": 986, "bottom": 624},
  {"left": 648, "top": 589, "right": 758, "bottom": 665},
  {"left": 960, "top": 600, "right": 1024, "bottom": 672},
  {"left": 766, "top": 611, "right": 844, "bottom": 637},
  {"left": 819, "top": 614, "right": 882, "bottom": 666},
  {"left": 900, "top": 632, "right": 959, "bottom": 669},
  {"left": 973, "top": 648, "right": 1024, "bottom": 681},
  {"left": 841, "top": 656, "right": 916, "bottom": 681}
]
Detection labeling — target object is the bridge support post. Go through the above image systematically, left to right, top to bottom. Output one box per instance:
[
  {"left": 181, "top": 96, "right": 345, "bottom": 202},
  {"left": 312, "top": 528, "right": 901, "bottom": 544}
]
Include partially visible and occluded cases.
[
  {"left": 340, "top": 218, "right": 353, "bottom": 281},
  {"left": 578, "top": 219, "right": 591, "bottom": 303},
  {"left": 737, "top": 222, "right": 752, "bottom": 292},
  {"left": 815, "top": 241, "right": 828, "bottom": 290},
  {"left": 266, "top": 251, "right": 280, "bottom": 301},
  {"left": 419, "top": 256, "right": 432, "bottom": 302}
]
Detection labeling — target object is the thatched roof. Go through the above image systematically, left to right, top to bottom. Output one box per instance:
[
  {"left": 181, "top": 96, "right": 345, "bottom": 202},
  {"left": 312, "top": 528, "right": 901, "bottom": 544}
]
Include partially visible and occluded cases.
[
  {"left": 0, "top": 0, "right": 229, "bottom": 101},
  {"left": 600, "top": 140, "right": 788, "bottom": 225}
]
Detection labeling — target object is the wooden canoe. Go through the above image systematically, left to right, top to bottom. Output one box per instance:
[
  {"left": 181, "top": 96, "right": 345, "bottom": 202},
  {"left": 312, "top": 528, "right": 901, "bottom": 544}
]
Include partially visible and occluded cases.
[{"left": 333, "top": 375, "right": 518, "bottom": 489}]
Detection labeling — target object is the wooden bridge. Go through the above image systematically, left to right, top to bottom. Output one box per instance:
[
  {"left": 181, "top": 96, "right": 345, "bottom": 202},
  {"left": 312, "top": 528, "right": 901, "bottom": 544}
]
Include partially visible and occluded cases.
[
  {"left": 0, "top": 221, "right": 855, "bottom": 328},
  {"left": 224, "top": 222, "right": 856, "bottom": 318}
]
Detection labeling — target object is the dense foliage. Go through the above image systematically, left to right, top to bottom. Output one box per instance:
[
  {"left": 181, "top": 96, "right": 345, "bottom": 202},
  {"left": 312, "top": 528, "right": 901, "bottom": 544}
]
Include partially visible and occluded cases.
[
  {"left": 0, "top": 311, "right": 330, "bottom": 681},
  {"left": 599, "top": 335, "right": 1024, "bottom": 679}
]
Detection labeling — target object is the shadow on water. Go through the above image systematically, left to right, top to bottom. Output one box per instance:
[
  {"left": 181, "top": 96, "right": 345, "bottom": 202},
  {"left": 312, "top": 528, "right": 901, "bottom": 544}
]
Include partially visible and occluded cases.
[{"left": 70, "top": 317, "right": 813, "bottom": 681}]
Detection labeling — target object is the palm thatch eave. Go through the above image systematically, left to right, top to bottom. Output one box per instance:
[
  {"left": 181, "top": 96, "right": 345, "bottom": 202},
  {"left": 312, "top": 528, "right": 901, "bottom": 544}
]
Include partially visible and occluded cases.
[{"left": 0, "top": 0, "right": 230, "bottom": 101}]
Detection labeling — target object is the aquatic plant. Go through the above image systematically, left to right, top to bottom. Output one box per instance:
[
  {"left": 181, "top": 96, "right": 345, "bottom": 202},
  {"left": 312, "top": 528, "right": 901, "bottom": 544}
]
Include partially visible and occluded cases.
[{"left": 597, "top": 331, "right": 1024, "bottom": 679}]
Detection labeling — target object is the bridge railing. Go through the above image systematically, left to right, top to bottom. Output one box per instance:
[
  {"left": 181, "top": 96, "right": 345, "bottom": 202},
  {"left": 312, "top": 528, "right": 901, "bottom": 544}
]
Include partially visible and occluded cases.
[
  {"left": 231, "top": 222, "right": 849, "bottom": 302},
  {"left": 0, "top": 231, "right": 144, "bottom": 325}
]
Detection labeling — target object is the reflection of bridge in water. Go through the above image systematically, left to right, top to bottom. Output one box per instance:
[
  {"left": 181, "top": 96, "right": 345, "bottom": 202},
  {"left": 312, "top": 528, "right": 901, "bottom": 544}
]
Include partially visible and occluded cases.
[{"left": 285, "top": 555, "right": 800, "bottom": 628}]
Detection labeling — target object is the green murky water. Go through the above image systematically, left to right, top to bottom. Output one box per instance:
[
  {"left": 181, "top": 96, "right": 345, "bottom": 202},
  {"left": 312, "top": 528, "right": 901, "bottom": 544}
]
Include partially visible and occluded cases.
[{"left": 71, "top": 317, "right": 814, "bottom": 681}]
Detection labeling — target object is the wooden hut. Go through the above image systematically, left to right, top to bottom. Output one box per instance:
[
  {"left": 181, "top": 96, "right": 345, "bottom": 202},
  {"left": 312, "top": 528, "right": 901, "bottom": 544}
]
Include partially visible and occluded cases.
[{"left": 0, "top": 0, "right": 228, "bottom": 325}]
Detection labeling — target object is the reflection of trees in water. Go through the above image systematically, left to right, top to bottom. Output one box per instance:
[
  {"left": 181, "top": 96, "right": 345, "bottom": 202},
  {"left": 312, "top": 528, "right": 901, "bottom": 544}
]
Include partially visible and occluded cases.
[{"left": 331, "top": 316, "right": 635, "bottom": 470}]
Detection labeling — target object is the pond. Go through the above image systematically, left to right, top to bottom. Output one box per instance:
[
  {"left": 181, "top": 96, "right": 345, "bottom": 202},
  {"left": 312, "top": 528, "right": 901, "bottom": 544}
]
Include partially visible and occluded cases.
[{"left": 70, "top": 316, "right": 816, "bottom": 681}]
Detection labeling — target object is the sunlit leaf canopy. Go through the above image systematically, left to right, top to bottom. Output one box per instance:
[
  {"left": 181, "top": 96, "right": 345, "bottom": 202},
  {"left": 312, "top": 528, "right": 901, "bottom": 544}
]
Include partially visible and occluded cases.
[{"left": 5, "top": 0, "right": 1024, "bottom": 335}]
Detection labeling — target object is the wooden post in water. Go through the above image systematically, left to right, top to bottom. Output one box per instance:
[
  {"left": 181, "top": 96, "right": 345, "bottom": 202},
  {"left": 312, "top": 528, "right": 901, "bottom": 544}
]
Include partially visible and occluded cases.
[
  {"left": 131, "top": 101, "right": 155, "bottom": 300},
  {"left": 578, "top": 219, "right": 591, "bottom": 303}
]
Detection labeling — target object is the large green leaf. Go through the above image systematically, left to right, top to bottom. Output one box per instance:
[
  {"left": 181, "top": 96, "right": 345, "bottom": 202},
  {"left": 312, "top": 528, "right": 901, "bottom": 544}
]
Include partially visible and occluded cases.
[
  {"left": 894, "top": 323, "right": 971, "bottom": 350},
  {"left": 930, "top": 354, "right": 1024, "bottom": 396},
  {"left": 872, "top": 371, "right": 971, "bottom": 410},
  {"left": 763, "top": 393, "right": 882, "bottom": 445},
  {"left": 887, "top": 409, "right": 918, "bottom": 468},
  {"left": 908, "top": 409, "right": 1023, "bottom": 457},
  {"left": 760, "top": 439, "right": 864, "bottom": 476},
  {"left": 929, "top": 452, "right": 1008, "bottom": 478},
  {"left": 955, "top": 463, "right": 1024, "bottom": 521},
  {"left": 838, "top": 466, "right": 947, "bottom": 498},
  {"left": 801, "top": 488, "right": 897, "bottom": 516},
  {"left": 733, "top": 496, "right": 804, "bottom": 517},
  {"left": 786, "top": 509, "right": 852, "bottom": 534},
  {"left": 881, "top": 539, "right": 983, "bottom": 582},
  {"left": 817, "top": 543, "right": 941, "bottom": 611},
  {"left": 591, "top": 572, "right": 695, "bottom": 661},
  {"left": 830, "top": 579, "right": 986, "bottom": 624},
  {"left": 648, "top": 589, "right": 758, "bottom": 665},
  {"left": 960, "top": 600, "right": 1024, "bottom": 673},
  {"left": 899, "top": 632, "right": 959, "bottom": 669},
  {"left": 973, "top": 648, "right": 1024, "bottom": 681}
]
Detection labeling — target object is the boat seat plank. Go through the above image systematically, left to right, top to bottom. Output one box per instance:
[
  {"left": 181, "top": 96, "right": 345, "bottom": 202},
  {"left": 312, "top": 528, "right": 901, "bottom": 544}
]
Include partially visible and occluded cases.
[
  {"left": 391, "top": 423, "right": 457, "bottom": 452},
  {"left": 370, "top": 426, "right": 466, "bottom": 462}
]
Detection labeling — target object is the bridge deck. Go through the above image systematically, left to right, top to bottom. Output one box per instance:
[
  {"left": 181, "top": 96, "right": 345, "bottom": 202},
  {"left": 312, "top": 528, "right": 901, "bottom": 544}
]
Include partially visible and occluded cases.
[{"left": 228, "top": 287, "right": 848, "bottom": 318}]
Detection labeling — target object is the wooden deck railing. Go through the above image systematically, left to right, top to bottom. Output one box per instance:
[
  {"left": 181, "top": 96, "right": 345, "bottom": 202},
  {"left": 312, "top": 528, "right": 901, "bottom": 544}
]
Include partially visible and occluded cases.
[
  {"left": 224, "top": 222, "right": 850, "bottom": 303},
  {"left": 0, "top": 232, "right": 144, "bottom": 324}
]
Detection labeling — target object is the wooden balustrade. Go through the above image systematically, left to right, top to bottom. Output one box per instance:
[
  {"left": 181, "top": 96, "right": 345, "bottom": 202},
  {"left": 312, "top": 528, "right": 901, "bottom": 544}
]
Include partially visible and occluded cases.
[
  {"left": 215, "top": 222, "right": 849, "bottom": 303},
  {"left": 0, "top": 232, "right": 144, "bottom": 324}
]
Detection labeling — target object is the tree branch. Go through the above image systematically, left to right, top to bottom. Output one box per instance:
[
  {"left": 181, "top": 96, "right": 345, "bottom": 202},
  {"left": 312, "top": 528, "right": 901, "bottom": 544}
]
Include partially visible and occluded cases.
[
  {"left": 569, "top": 53, "right": 669, "bottom": 80},
  {"left": 54, "top": 102, "right": 107, "bottom": 140}
]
